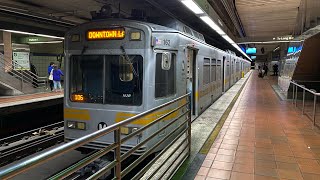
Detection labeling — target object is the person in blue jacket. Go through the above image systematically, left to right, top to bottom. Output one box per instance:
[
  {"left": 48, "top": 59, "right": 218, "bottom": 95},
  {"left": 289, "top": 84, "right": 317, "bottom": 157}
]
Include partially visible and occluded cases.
[
  {"left": 48, "top": 62, "right": 55, "bottom": 91},
  {"left": 52, "top": 65, "right": 64, "bottom": 92}
]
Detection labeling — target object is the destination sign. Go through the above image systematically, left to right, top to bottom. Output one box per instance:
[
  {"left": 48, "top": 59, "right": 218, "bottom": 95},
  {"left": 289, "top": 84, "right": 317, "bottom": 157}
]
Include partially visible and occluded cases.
[{"left": 87, "top": 28, "right": 125, "bottom": 40}]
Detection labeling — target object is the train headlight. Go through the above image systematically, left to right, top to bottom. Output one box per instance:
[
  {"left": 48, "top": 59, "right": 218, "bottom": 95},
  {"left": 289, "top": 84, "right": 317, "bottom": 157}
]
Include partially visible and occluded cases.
[
  {"left": 130, "top": 32, "right": 141, "bottom": 40},
  {"left": 67, "top": 121, "right": 86, "bottom": 130},
  {"left": 67, "top": 121, "right": 76, "bottom": 129},
  {"left": 77, "top": 122, "right": 86, "bottom": 130},
  {"left": 120, "top": 126, "right": 140, "bottom": 135},
  {"left": 121, "top": 127, "right": 129, "bottom": 135},
  {"left": 132, "top": 127, "right": 138, "bottom": 132}
]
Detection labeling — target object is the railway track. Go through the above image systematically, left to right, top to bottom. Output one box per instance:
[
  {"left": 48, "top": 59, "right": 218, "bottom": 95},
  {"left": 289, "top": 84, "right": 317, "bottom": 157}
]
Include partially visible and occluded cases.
[{"left": 0, "top": 121, "right": 64, "bottom": 166}]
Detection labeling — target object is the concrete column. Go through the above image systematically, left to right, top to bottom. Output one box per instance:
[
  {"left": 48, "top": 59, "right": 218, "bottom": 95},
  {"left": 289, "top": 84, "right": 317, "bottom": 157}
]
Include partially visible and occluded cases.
[{"left": 3, "top": 31, "right": 12, "bottom": 72}]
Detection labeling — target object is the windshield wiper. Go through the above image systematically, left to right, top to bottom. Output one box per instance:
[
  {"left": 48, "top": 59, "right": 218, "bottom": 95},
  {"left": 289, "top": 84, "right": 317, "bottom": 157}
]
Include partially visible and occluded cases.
[{"left": 120, "top": 45, "right": 138, "bottom": 77}]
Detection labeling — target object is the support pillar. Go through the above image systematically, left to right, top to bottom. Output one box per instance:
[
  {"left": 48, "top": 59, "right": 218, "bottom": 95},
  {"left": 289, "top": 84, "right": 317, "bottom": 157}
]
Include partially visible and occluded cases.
[{"left": 3, "top": 31, "right": 12, "bottom": 72}]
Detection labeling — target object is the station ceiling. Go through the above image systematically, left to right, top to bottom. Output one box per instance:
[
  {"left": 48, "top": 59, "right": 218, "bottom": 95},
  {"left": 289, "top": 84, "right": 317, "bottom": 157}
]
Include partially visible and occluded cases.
[
  {"left": 1, "top": 0, "right": 311, "bottom": 61},
  {"left": 236, "top": 0, "right": 301, "bottom": 39}
]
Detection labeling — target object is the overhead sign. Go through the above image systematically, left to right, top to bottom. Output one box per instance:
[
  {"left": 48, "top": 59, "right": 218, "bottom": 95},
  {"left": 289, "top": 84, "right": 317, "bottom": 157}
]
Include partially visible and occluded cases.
[
  {"left": 87, "top": 28, "right": 125, "bottom": 40},
  {"left": 273, "top": 36, "right": 294, "bottom": 41},
  {"left": 12, "top": 52, "right": 30, "bottom": 70}
]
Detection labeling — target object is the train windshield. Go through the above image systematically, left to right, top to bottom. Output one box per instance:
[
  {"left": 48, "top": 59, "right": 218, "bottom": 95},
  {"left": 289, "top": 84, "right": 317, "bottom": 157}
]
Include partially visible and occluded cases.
[{"left": 70, "top": 55, "right": 143, "bottom": 105}]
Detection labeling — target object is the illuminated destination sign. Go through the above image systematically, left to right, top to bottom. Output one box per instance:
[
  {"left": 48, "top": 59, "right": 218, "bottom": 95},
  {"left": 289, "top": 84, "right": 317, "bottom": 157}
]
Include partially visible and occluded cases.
[{"left": 87, "top": 28, "right": 125, "bottom": 40}]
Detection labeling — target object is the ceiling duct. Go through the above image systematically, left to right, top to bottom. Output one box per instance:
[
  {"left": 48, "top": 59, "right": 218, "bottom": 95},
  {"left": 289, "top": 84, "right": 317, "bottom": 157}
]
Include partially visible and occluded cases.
[{"left": 207, "top": 0, "right": 245, "bottom": 38}]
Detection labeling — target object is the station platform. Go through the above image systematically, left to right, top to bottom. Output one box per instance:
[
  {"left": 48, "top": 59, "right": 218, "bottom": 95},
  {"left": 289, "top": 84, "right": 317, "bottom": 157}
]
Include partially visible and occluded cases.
[
  {"left": 192, "top": 72, "right": 320, "bottom": 180},
  {"left": 0, "top": 92, "right": 63, "bottom": 114}
]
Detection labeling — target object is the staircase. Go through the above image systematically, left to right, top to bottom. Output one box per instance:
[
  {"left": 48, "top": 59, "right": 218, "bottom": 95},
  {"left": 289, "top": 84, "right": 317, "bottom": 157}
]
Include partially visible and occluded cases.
[{"left": 0, "top": 53, "right": 47, "bottom": 95}]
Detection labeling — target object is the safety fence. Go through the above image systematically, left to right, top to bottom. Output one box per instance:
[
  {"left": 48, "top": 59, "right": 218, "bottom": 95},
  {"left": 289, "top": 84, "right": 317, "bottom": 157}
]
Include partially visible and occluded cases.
[
  {"left": 0, "top": 53, "right": 48, "bottom": 93},
  {"left": 291, "top": 81, "right": 320, "bottom": 127},
  {"left": 0, "top": 93, "right": 191, "bottom": 180}
]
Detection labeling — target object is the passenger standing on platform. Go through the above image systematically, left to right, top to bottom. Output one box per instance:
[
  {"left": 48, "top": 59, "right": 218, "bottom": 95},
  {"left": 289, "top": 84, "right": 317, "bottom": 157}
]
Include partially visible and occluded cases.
[
  {"left": 48, "top": 62, "right": 55, "bottom": 91},
  {"left": 263, "top": 64, "right": 268, "bottom": 76},
  {"left": 273, "top": 64, "right": 279, "bottom": 76},
  {"left": 52, "top": 65, "right": 64, "bottom": 92},
  {"left": 258, "top": 66, "right": 263, "bottom": 78}
]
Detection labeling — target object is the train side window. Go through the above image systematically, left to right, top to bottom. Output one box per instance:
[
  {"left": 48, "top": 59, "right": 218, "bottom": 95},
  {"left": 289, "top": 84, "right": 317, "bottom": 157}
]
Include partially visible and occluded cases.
[
  {"left": 183, "top": 26, "right": 192, "bottom": 36},
  {"left": 192, "top": 30, "right": 199, "bottom": 39},
  {"left": 155, "top": 53, "right": 176, "bottom": 98},
  {"left": 203, "top": 58, "right": 210, "bottom": 85},
  {"left": 211, "top": 59, "right": 216, "bottom": 82},
  {"left": 217, "top": 60, "right": 222, "bottom": 80}
]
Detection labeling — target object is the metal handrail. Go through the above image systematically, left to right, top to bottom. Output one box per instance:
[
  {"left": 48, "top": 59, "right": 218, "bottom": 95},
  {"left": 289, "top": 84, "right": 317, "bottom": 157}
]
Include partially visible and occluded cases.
[
  {"left": 0, "top": 54, "right": 47, "bottom": 90},
  {"left": 290, "top": 80, "right": 319, "bottom": 127},
  {"left": 290, "top": 81, "right": 320, "bottom": 96},
  {"left": 0, "top": 93, "right": 191, "bottom": 179}
]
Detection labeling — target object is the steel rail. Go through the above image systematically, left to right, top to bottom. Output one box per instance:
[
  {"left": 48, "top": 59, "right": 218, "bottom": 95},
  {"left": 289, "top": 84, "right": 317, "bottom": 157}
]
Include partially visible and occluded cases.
[
  {"left": 0, "top": 94, "right": 190, "bottom": 179},
  {"left": 0, "top": 121, "right": 63, "bottom": 144},
  {"left": 0, "top": 130, "right": 63, "bottom": 167}
]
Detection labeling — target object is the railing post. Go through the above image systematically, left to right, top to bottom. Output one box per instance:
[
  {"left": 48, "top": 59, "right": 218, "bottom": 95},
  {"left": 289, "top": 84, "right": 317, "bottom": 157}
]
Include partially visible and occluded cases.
[
  {"left": 21, "top": 73, "right": 24, "bottom": 92},
  {"left": 292, "top": 83, "right": 295, "bottom": 104},
  {"left": 295, "top": 85, "right": 298, "bottom": 107},
  {"left": 302, "top": 86, "right": 305, "bottom": 115},
  {"left": 312, "top": 90, "right": 317, "bottom": 126},
  {"left": 114, "top": 128, "right": 121, "bottom": 179}
]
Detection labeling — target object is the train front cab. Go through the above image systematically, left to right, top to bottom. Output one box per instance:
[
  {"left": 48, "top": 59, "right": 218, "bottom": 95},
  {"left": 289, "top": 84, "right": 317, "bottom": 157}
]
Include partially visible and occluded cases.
[{"left": 64, "top": 21, "right": 164, "bottom": 154}]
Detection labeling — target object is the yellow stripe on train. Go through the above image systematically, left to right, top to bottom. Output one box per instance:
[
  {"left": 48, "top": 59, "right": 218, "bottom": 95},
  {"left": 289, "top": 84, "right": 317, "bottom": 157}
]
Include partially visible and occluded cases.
[
  {"left": 64, "top": 108, "right": 91, "bottom": 121},
  {"left": 115, "top": 110, "right": 179, "bottom": 125}
]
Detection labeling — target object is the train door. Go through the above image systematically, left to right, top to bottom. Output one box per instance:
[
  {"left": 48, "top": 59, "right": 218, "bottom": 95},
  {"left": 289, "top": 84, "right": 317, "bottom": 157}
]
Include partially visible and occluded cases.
[
  {"left": 186, "top": 48, "right": 197, "bottom": 116},
  {"left": 222, "top": 56, "right": 226, "bottom": 92},
  {"left": 231, "top": 60, "right": 234, "bottom": 85}
]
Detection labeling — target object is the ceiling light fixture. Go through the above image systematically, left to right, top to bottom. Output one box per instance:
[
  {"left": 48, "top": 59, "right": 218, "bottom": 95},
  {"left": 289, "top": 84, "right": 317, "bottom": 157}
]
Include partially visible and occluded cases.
[
  {"left": 179, "top": 0, "right": 251, "bottom": 61},
  {"left": 181, "top": 0, "right": 205, "bottom": 14},
  {"left": 200, "top": 16, "right": 225, "bottom": 35},
  {"left": 2, "top": 29, "right": 64, "bottom": 40},
  {"left": 222, "top": 35, "right": 235, "bottom": 44},
  {"left": 238, "top": 40, "right": 303, "bottom": 44},
  {"left": 28, "top": 41, "right": 63, "bottom": 44},
  {"left": 273, "top": 46, "right": 280, "bottom": 52}
]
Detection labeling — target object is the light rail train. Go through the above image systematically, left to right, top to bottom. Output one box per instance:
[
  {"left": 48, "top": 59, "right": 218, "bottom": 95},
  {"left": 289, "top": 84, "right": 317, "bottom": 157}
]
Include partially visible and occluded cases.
[{"left": 63, "top": 19, "right": 250, "bottom": 154}]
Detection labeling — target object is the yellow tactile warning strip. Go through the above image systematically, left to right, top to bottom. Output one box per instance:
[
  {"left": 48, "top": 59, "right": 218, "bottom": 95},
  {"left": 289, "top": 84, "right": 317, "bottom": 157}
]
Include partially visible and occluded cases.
[{"left": 195, "top": 71, "right": 320, "bottom": 180}]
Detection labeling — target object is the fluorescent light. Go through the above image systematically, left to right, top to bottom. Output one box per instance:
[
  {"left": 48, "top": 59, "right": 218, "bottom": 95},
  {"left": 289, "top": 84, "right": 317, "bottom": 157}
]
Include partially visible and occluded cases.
[
  {"left": 181, "top": 0, "right": 204, "bottom": 14},
  {"left": 178, "top": 1, "right": 252, "bottom": 61},
  {"left": 200, "top": 16, "right": 225, "bottom": 35},
  {"left": 2, "top": 29, "right": 64, "bottom": 39},
  {"left": 222, "top": 35, "right": 235, "bottom": 44},
  {"left": 238, "top": 40, "right": 302, "bottom": 44},
  {"left": 28, "top": 41, "right": 63, "bottom": 44}
]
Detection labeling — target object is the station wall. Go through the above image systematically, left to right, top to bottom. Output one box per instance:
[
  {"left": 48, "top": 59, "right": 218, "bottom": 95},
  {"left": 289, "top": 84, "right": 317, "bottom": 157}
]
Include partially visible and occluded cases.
[{"left": 29, "top": 43, "right": 64, "bottom": 78}]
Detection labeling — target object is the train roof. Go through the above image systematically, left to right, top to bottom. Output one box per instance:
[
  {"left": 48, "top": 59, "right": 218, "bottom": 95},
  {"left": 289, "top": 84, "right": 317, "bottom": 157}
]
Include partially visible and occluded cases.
[
  {"left": 77, "top": 18, "right": 206, "bottom": 43},
  {"left": 70, "top": 19, "right": 246, "bottom": 60}
]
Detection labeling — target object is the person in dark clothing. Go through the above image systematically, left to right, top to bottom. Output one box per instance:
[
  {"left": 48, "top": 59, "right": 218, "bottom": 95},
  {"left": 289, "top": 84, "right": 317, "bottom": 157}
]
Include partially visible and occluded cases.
[
  {"left": 48, "top": 62, "right": 55, "bottom": 91},
  {"left": 30, "top": 63, "right": 38, "bottom": 87},
  {"left": 263, "top": 64, "right": 268, "bottom": 76},
  {"left": 273, "top": 64, "right": 279, "bottom": 76},
  {"left": 258, "top": 66, "right": 263, "bottom": 78}
]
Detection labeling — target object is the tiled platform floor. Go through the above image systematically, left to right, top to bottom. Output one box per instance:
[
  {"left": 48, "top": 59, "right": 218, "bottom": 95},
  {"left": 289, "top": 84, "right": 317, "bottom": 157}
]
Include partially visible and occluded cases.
[{"left": 195, "top": 72, "right": 320, "bottom": 180}]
